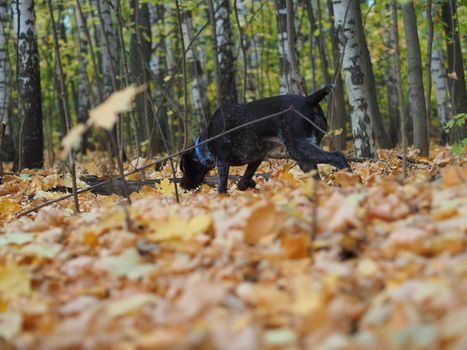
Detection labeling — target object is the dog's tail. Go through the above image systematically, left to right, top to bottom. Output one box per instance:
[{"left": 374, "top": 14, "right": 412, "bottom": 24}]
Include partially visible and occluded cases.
[{"left": 306, "top": 84, "right": 335, "bottom": 105}]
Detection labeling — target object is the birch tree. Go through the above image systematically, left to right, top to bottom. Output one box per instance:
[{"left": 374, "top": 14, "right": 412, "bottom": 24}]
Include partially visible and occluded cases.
[
  {"left": 13, "top": 0, "right": 44, "bottom": 169},
  {"left": 74, "top": 0, "right": 91, "bottom": 152},
  {"left": 97, "top": 0, "right": 118, "bottom": 99},
  {"left": 211, "top": 0, "right": 238, "bottom": 105},
  {"left": 275, "top": 0, "right": 301, "bottom": 95},
  {"left": 327, "top": 0, "right": 347, "bottom": 150},
  {"left": 333, "top": 0, "right": 377, "bottom": 158},
  {"left": 401, "top": 0, "right": 429, "bottom": 156},
  {"left": 442, "top": 0, "right": 467, "bottom": 125},
  {"left": 148, "top": 2, "right": 169, "bottom": 152},
  {"left": 181, "top": 9, "right": 210, "bottom": 127},
  {"left": 431, "top": 33, "right": 450, "bottom": 144}
]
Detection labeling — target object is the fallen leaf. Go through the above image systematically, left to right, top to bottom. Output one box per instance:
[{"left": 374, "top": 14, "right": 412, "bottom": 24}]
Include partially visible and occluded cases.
[
  {"left": 88, "top": 84, "right": 146, "bottom": 130},
  {"left": 60, "top": 123, "right": 87, "bottom": 160},
  {"left": 155, "top": 178, "right": 175, "bottom": 196},
  {"left": 243, "top": 201, "right": 285, "bottom": 244},
  {"left": 148, "top": 214, "right": 211, "bottom": 241},
  {"left": 95, "top": 248, "right": 157, "bottom": 279},
  {"left": 0, "top": 263, "right": 31, "bottom": 299},
  {"left": 0, "top": 312, "right": 22, "bottom": 341}
]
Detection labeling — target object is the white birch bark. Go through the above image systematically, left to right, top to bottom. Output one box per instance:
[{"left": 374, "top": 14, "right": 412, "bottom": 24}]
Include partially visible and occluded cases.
[
  {"left": 13, "top": 0, "right": 44, "bottom": 168},
  {"left": 97, "top": 0, "right": 118, "bottom": 99},
  {"left": 213, "top": 0, "right": 237, "bottom": 104},
  {"left": 275, "top": 0, "right": 300, "bottom": 95},
  {"left": 333, "top": 0, "right": 377, "bottom": 158},
  {"left": 74, "top": 1, "right": 91, "bottom": 122},
  {"left": 181, "top": 10, "right": 210, "bottom": 127},
  {"left": 431, "top": 33, "right": 450, "bottom": 141}
]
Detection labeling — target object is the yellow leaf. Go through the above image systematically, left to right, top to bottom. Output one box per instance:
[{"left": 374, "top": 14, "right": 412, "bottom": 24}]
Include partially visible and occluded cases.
[
  {"left": 88, "top": 84, "right": 146, "bottom": 130},
  {"left": 61, "top": 123, "right": 87, "bottom": 160},
  {"left": 333, "top": 128, "right": 343, "bottom": 136},
  {"left": 277, "top": 164, "right": 299, "bottom": 186},
  {"left": 155, "top": 178, "right": 175, "bottom": 196},
  {"left": 300, "top": 178, "right": 315, "bottom": 198},
  {"left": 0, "top": 196, "right": 21, "bottom": 222},
  {"left": 148, "top": 214, "right": 211, "bottom": 241},
  {"left": 95, "top": 248, "right": 156, "bottom": 280},
  {"left": 357, "top": 259, "right": 379, "bottom": 276},
  {"left": 0, "top": 263, "right": 31, "bottom": 299},
  {"left": 107, "top": 294, "right": 158, "bottom": 318},
  {"left": 0, "top": 312, "right": 22, "bottom": 341}
]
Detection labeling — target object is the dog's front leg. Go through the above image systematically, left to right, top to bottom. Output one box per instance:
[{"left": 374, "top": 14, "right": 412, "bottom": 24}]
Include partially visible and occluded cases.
[
  {"left": 238, "top": 160, "right": 262, "bottom": 191},
  {"left": 216, "top": 161, "right": 230, "bottom": 193}
]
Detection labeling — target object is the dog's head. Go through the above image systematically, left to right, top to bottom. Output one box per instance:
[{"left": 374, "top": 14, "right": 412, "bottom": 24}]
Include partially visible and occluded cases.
[
  {"left": 306, "top": 84, "right": 335, "bottom": 143},
  {"left": 180, "top": 149, "right": 212, "bottom": 190}
]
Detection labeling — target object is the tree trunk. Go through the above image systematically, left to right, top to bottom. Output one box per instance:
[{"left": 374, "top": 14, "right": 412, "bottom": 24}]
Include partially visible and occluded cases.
[
  {"left": 13, "top": 0, "right": 44, "bottom": 169},
  {"left": 97, "top": 0, "right": 118, "bottom": 99},
  {"left": 129, "top": 0, "right": 152, "bottom": 144},
  {"left": 212, "top": 0, "right": 238, "bottom": 105},
  {"left": 248, "top": 0, "right": 262, "bottom": 99},
  {"left": 275, "top": 0, "right": 301, "bottom": 95},
  {"left": 305, "top": 0, "right": 317, "bottom": 92},
  {"left": 313, "top": 0, "right": 331, "bottom": 85},
  {"left": 327, "top": 0, "right": 347, "bottom": 151},
  {"left": 332, "top": 0, "right": 377, "bottom": 159},
  {"left": 391, "top": 0, "right": 408, "bottom": 177},
  {"left": 401, "top": 0, "right": 429, "bottom": 156},
  {"left": 442, "top": 0, "right": 467, "bottom": 140},
  {"left": 442, "top": 0, "right": 467, "bottom": 115},
  {"left": 0, "top": 1, "right": 9, "bottom": 128},
  {"left": 0, "top": 1, "right": 14, "bottom": 162},
  {"left": 74, "top": 1, "right": 91, "bottom": 152},
  {"left": 148, "top": 3, "right": 169, "bottom": 152},
  {"left": 384, "top": 8, "right": 400, "bottom": 145},
  {"left": 181, "top": 9, "right": 210, "bottom": 128},
  {"left": 360, "top": 10, "right": 392, "bottom": 149},
  {"left": 431, "top": 33, "right": 450, "bottom": 144}
]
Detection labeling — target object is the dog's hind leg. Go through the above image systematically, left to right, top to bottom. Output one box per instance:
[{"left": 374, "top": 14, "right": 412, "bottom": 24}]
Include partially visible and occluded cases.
[
  {"left": 285, "top": 138, "right": 351, "bottom": 172},
  {"left": 238, "top": 160, "right": 262, "bottom": 191},
  {"left": 216, "top": 161, "right": 230, "bottom": 193}
]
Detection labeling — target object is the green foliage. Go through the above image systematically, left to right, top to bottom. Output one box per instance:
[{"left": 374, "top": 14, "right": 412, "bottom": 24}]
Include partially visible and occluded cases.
[
  {"left": 444, "top": 113, "right": 466, "bottom": 131},
  {"left": 445, "top": 113, "right": 467, "bottom": 155}
]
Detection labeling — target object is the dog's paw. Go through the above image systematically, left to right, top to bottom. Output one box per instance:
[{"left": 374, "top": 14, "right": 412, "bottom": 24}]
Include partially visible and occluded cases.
[{"left": 238, "top": 178, "right": 256, "bottom": 191}]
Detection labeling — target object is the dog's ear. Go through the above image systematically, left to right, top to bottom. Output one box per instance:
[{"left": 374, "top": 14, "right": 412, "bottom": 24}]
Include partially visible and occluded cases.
[{"left": 306, "top": 84, "right": 335, "bottom": 105}]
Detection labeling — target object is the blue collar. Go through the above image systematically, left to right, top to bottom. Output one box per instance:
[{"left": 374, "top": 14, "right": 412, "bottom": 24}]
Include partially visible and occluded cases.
[{"left": 195, "top": 136, "right": 213, "bottom": 167}]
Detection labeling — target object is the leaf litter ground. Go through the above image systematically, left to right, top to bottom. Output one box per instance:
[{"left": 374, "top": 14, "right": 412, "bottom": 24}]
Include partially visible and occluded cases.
[{"left": 0, "top": 146, "right": 466, "bottom": 350}]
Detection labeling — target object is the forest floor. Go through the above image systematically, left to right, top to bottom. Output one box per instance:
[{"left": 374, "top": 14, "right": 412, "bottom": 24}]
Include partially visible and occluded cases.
[{"left": 0, "top": 145, "right": 466, "bottom": 350}]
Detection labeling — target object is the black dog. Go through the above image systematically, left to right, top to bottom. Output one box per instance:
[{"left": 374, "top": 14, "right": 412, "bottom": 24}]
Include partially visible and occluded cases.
[{"left": 180, "top": 84, "right": 351, "bottom": 193}]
